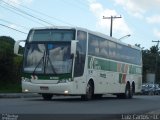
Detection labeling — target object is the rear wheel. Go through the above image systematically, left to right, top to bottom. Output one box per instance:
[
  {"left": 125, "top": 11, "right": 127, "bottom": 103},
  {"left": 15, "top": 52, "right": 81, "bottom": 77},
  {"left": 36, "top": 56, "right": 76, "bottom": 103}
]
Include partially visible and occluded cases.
[
  {"left": 81, "top": 82, "right": 94, "bottom": 101},
  {"left": 117, "top": 83, "right": 132, "bottom": 99},
  {"left": 125, "top": 84, "right": 131, "bottom": 99},
  {"left": 155, "top": 92, "right": 160, "bottom": 95},
  {"left": 42, "top": 93, "right": 53, "bottom": 100}
]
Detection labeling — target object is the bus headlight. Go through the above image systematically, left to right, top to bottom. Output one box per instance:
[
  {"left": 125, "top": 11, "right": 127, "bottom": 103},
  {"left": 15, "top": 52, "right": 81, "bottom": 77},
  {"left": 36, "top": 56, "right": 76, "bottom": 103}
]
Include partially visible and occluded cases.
[
  {"left": 68, "top": 78, "right": 72, "bottom": 82},
  {"left": 24, "top": 89, "right": 29, "bottom": 92},
  {"left": 64, "top": 90, "right": 69, "bottom": 94}
]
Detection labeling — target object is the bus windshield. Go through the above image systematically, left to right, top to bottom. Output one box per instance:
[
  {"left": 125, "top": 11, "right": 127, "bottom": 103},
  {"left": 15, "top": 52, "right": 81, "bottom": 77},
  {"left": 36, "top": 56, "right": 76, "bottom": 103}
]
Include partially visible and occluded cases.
[
  {"left": 23, "top": 29, "right": 75, "bottom": 75},
  {"left": 24, "top": 43, "right": 72, "bottom": 74}
]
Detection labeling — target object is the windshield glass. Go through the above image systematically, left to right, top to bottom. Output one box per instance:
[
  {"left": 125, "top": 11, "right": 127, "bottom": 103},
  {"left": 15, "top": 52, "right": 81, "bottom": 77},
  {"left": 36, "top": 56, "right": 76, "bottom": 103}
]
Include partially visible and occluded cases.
[
  {"left": 24, "top": 29, "right": 75, "bottom": 75},
  {"left": 23, "top": 43, "right": 72, "bottom": 74}
]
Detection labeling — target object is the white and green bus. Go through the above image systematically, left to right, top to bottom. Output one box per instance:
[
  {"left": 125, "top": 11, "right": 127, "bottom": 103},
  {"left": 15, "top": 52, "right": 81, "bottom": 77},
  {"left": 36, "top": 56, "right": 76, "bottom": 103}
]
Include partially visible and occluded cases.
[{"left": 14, "top": 26, "right": 142, "bottom": 100}]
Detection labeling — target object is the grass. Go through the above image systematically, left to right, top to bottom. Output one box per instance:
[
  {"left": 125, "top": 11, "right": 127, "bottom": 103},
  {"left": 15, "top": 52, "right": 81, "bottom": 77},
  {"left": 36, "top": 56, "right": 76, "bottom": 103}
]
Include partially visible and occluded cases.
[{"left": 0, "top": 82, "right": 22, "bottom": 93}]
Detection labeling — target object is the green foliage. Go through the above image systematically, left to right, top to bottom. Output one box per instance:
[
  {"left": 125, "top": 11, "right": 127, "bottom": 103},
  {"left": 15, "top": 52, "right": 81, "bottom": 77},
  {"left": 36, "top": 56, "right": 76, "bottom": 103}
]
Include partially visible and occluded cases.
[
  {"left": 0, "top": 36, "right": 23, "bottom": 92},
  {"left": 0, "top": 36, "right": 14, "bottom": 82},
  {"left": 142, "top": 45, "right": 160, "bottom": 83},
  {"left": 0, "top": 83, "right": 21, "bottom": 93}
]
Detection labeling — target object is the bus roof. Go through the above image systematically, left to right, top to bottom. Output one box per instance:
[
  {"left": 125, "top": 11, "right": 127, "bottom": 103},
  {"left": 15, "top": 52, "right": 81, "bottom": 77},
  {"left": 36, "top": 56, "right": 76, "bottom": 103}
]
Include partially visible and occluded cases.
[{"left": 30, "top": 26, "right": 141, "bottom": 51}]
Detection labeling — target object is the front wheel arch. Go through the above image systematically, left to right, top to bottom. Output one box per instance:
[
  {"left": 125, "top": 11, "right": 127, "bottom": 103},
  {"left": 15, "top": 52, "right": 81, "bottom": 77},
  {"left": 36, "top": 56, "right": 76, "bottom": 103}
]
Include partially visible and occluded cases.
[{"left": 81, "top": 79, "right": 94, "bottom": 101}]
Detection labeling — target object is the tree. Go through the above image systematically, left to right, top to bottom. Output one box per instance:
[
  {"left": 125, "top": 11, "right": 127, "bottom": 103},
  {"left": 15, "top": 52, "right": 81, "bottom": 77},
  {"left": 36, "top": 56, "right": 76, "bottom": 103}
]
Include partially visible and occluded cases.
[
  {"left": 0, "top": 36, "right": 14, "bottom": 83},
  {"left": 0, "top": 36, "right": 23, "bottom": 84},
  {"left": 142, "top": 45, "right": 160, "bottom": 83}
]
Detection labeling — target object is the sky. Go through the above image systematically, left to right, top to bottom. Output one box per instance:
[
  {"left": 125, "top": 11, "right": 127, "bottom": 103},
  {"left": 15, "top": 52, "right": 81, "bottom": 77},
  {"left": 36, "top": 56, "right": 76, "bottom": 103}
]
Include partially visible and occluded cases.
[{"left": 0, "top": 0, "right": 160, "bottom": 49}]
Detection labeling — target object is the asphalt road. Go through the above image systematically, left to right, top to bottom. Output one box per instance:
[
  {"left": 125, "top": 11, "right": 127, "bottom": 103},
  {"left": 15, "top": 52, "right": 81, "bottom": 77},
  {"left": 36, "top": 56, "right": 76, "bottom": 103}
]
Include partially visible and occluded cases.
[
  {"left": 0, "top": 95, "right": 160, "bottom": 115},
  {"left": 0, "top": 96, "right": 160, "bottom": 114}
]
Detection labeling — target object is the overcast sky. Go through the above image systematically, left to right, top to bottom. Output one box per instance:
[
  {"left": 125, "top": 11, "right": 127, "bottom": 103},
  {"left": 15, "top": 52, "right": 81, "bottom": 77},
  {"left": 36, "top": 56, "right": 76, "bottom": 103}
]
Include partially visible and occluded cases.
[{"left": 0, "top": 0, "right": 160, "bottom": 49}]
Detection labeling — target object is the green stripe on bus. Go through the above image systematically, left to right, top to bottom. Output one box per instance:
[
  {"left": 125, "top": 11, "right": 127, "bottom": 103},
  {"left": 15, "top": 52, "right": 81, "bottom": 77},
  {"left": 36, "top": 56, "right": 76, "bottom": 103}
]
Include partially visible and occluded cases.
[{"left": 88, "top": 56, "right": 142, "bottom": 74}]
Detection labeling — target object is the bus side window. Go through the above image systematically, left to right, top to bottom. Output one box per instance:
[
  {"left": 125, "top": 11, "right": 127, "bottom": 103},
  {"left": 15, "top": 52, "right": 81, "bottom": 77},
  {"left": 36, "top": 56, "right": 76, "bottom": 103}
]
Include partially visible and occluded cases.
[
  {"left": 74, "top": 30, "right": 87, "bottom": 77},
  {"left": 88, "top": 34, "right": 99, "bottom": 56},
  {"left": 99, "top": 39, "right": 108, "bottom": 58},
  {"left": 109, "top": 41, "right": 116, "bottom": 59}
]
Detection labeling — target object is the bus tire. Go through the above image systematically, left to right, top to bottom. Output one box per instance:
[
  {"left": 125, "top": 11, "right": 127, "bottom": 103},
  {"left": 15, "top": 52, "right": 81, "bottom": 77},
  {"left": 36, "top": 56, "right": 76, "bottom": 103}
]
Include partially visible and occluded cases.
[
  {"left": 81, "top": 82, "right": 94, "bottom": 101},
  {"left": 132, "top": 82, "right": 135, "bottom": 95},
  {"left": 117, "top": 83, "right": 132, "bottom": 99},
  {"left": 125, "top": 83, "right": 131, "bottom": 99},
  {"left": 129, "top": 83, "right": 135, "bottom": 99},
  {"left": 155, "top": 92, "right": 159, "bottom": 95},
  {"left": 42, "top": 93, "right": 53, "bottom": 100}
]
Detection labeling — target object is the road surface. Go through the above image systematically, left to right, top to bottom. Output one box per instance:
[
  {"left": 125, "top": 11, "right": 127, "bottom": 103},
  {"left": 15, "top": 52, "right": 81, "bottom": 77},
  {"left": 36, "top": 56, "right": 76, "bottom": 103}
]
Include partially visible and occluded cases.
[{"left": 0, "top": 95, "right": 160, "bottom": 120}]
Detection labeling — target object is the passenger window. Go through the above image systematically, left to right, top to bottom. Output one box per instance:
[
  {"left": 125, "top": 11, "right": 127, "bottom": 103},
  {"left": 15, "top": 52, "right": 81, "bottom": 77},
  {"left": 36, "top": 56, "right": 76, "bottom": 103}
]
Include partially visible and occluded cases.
[{"left": 109, "top": 41, "right": 116, "bottom": 59}]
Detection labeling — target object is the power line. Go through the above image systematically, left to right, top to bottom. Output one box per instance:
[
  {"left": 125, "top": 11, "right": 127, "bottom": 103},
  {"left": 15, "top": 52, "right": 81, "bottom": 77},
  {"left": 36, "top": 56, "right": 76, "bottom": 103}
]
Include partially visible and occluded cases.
[
  {"left": 1, "top": 0, "right": 55, "bottom": 26},
  {"left": 7, "top": 0, "right": 74, "bottom": 26},
  {"left": 2, "top": 1, "right": 54, "bottom": 26},
  {"left": 0, "top": 4, "right": 47, "bottom": 26},
  {"left": 0, "top": 18, "right": 29, "bottom": 30},
  {"left": 0, "top": 23, "right": 27, "bottom": 34}
]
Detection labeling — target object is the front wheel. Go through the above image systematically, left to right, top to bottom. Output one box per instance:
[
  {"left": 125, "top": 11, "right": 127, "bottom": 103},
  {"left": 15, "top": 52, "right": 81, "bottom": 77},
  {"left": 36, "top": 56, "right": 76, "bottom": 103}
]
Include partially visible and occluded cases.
[
  {"left": 81, "top": 82, "right": 94, "bottom": 101},
  {"left": 42, "top": 93, "right": 53, "bottom": 100}
]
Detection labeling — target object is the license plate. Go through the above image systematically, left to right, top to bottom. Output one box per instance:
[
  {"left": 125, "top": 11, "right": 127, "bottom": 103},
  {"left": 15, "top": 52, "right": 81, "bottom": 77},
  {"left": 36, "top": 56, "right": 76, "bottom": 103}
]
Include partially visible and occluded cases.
[{"left": 40, "top": 86, "right": 49, "bottom": 90}]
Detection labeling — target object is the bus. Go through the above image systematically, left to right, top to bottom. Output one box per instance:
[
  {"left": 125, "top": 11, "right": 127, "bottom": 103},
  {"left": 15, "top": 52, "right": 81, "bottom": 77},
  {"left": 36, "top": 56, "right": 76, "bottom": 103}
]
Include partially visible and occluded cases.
[{"left": 14, "top": 26, "right": 142, "bottom": 100}]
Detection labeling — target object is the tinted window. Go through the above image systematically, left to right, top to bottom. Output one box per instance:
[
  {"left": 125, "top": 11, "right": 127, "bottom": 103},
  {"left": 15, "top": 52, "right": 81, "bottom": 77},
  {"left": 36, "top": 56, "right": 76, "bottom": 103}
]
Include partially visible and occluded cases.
[
  {"left": 28, "top": 29, "right": 75, "bottom": 42},
  {"left": 74, "top": 30, "right": 87, "bottom": 77},
  {"left": 88, "top": 34, "right": 141, "bottom": 65},
  {"left": 88, "top": 34, "right": 99, "bottom": 56},
  {"left": 99, "top": 38, "right": 109, "bottom": 58},
  {"left": 109, "top": 41, "right": 117, "bottom": 59},
  {"left": 117, "top": 44, "right": 141, "bottom": 65}
]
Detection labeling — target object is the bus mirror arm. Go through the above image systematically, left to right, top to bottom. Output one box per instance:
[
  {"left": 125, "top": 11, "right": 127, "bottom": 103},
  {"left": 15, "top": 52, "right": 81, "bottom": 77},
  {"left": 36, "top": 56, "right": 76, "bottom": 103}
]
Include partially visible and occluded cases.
[{"left": 14, "top": 40, "right": 26, "bottom": 56}]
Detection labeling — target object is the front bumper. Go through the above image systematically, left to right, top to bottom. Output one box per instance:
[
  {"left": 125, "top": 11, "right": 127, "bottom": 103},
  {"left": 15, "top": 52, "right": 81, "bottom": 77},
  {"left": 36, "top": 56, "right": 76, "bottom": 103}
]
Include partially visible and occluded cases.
[{"left": 22, "top": 81, "right": 74, "bottom": 95}]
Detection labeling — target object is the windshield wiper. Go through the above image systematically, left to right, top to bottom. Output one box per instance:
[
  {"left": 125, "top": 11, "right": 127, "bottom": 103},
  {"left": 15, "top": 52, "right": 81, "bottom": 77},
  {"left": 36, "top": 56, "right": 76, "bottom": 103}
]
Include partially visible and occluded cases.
[
  {"left": 32, "top": 45, "right": 58, "bottom": 75},
  {"left": 32, "top": 51, "right": 46, "bottom": 75},
  {"left": 45, "top": 53, "right": 57, "bottom": 74}
]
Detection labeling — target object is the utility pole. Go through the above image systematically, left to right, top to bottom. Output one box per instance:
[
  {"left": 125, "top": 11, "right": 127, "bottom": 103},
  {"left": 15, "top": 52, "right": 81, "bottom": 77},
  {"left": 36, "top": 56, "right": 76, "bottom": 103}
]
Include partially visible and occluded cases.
[
  {"left": 103, "top": 15, "right": 122, "bottom": 37},
  {"left": 152, "top": 40, "right": 160, "bottom": 84}
]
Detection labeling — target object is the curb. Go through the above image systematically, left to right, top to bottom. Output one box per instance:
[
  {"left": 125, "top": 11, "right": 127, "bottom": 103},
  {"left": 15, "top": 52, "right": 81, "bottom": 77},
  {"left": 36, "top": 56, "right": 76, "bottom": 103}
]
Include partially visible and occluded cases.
[{"left": 0, "top": 93, "right": 41, "bottom": 98}]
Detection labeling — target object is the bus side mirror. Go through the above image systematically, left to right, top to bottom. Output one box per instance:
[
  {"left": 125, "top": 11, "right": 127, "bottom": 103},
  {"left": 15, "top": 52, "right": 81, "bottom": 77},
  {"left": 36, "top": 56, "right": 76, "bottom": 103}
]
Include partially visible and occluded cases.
[
  {"left": 14, "top": 40, "right": 26, "bottom": 56},
  {"left": 71, "top": 40, "right": 78, "bottom": 58}
]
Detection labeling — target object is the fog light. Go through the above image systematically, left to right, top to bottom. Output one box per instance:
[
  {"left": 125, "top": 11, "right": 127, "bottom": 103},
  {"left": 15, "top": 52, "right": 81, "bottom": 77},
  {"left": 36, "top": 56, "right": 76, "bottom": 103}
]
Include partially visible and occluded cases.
[{"left": 64, "top": 90, "right": 69, "bottom": 94}]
